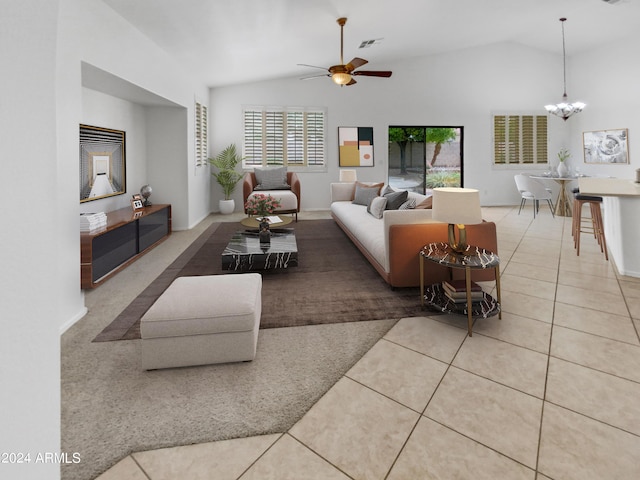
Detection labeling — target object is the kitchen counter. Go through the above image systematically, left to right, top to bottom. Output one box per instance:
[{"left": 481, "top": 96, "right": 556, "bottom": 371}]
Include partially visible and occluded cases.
[{"left": 579, "top": 177, "right": 640, "bottom": 278}]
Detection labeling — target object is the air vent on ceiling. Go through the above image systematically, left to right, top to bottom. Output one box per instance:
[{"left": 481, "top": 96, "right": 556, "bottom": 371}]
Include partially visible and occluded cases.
[{"left": 359, "top": 38, "right": 383, "bottom": 49}]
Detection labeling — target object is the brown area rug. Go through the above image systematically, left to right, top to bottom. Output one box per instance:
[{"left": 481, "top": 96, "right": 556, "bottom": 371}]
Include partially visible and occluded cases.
[{"left": 93, "top": 219, "right": 423, "bottom": 342}]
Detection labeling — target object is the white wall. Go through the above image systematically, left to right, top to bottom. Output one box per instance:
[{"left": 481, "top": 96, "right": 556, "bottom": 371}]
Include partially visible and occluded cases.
[
  {"left": 53, "top": 0, "right": 212, "bottom": 327},
  {"left": 59, "top": 0, "right": 211, "bottom": 230},
  {"left": 0, "top": 2, "right": 212, "bottom": 475},
  {"left": 1, "top": 2, "right": 62, "bottom": 479},
  {"left": 211, "top": 36, "right": 640, "bottom": 209},
  {"left": 566, "top": 37, "right": 640, "bottom": 179},
  {"left": 210, "top": 42, "right": 567, "bottom": 209},
  {"left": 80, "top": 88, "right": 149, "bottom": 214},
  {"left": 146, "top": 106, "right": 190, "bottom": 225}
]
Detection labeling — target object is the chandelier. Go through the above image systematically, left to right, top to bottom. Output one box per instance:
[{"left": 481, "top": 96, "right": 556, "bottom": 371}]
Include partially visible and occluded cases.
[{"left": 544, "top": 18, "right": 585, "bottom": 121}]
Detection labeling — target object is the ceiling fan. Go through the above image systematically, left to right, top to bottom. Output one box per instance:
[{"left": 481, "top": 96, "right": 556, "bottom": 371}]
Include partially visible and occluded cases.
[{"left": 299, "top": 17, "right": 392, "bottom": 86}]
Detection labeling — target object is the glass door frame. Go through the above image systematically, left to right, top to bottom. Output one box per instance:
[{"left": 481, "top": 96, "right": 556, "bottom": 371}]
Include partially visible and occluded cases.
[{"left": 388, "top": 125, "right": 464, "bottom": 194}]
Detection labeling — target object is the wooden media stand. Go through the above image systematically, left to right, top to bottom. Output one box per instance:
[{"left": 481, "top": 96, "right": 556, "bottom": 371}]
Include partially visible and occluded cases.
[{"left": 80, "top": 204, "right": 171, "bottom": 288}]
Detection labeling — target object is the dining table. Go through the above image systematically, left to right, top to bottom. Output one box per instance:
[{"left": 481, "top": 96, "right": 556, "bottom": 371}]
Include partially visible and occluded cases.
[{"left": 529, "top": 174, "right": 580, "bottom": 217}]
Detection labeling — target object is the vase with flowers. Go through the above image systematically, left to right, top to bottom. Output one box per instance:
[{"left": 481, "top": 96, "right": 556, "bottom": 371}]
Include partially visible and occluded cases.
[
  {"left": 557, "top": 148, "right": 570, "bottom": 177},
  {"left": 244, "top": 194, "right": 281, "bottom": 219},
  {"left": 245, "top": 194, "right": 281, "bottom": 244}
]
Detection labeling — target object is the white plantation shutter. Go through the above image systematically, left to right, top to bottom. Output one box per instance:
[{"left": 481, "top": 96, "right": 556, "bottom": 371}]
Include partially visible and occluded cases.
[
  {"left": 195, "top": 101, "right": 208, "bottom": 167},
  {"left": 243, "top": 106, "right": 326, "bottom": 168},
  {"left": 243, "top": 110, "right": 263, "bottom": 167},
  {"left": 264, "top": 110, "right": 284, "bottom": 163},
  {"left": 286, "top": 111, "right": 305, "bottom": 166},
  {"left": 306, "top": 111, "right": 325, "bottom": 166},
  {"left": 493, "top": 114, "right": 547, "bottom": 165},
  {"left": 536, "top": 116, "right": 548, "bottom": 163}
]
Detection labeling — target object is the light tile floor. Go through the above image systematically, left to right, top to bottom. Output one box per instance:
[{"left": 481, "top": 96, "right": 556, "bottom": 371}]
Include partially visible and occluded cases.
[{"left": 96, "top": 206, "right": 640, "bottom": 480}]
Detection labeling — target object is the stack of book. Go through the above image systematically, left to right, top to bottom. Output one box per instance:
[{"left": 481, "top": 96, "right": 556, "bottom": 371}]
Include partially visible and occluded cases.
[
  {"left": 80, "top": 212, "right": 107, "bottom": 232},
  {"left": 442, "top": 279, "right": 484, "bottom": 304}
]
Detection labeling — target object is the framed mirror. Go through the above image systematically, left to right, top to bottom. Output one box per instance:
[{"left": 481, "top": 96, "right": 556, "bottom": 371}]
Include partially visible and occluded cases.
[{"left": 80, "top": 124, "right": 126, "bottom": 203}]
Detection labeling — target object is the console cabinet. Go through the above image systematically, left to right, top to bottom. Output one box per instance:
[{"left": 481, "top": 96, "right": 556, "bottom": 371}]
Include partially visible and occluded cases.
[{"left": 81, "top": 204, "right": 171, "bottom": 288}]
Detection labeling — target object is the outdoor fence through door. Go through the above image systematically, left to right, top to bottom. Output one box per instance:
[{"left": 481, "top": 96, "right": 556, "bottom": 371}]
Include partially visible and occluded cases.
[{"left": 388, "top": 126, "right": 463, "bottom": 194}]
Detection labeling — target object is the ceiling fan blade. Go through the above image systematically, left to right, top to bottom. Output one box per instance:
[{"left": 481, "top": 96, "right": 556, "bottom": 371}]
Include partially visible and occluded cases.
[
  {"left": 346, "top": 57, "right": 368, "bottom": 71},
  {"left": 297, "top": 63, "right": 329, "bottom": 71},
  {"left": 352, "top": 70, "right": 393, "bottom": 78},
  {"left": 300, "top": 73, "right": 330, "bottom": 80},
  {"left": 346, "top": 78, "right": 357, "bottom": 86}
]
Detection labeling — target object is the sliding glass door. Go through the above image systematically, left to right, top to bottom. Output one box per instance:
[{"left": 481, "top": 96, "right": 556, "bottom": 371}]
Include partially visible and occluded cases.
[{"left": 388, "top": 126, "right": 463, "bottom": 194}]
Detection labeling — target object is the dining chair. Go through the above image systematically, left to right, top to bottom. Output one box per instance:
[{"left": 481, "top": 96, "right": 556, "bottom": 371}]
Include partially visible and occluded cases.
[{"left": 514, "top": 174, "right": 555, "bottom": 218}]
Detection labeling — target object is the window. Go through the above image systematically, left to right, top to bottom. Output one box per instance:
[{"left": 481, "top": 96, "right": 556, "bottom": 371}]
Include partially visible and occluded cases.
[
  {"left": 195, "top": 101, "right": 208, "bottom": 167},
  {"left": 243, "top": 106, "right": 326, "bottom": 168},
  {"left": 493, "top": 114, "right": 547, "bottom": 165}
]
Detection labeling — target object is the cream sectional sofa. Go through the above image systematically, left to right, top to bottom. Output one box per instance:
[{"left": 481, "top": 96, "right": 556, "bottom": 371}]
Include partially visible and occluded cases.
[{"left": 330, "top": 182, "right": 498, "bottom": 288}]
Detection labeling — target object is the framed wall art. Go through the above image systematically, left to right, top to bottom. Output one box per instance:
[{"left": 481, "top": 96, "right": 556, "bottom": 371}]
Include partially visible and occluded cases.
[
  {"left": 80, "top": 124, "right": 126, "bottom": 202},
  {"left": 338, "top": 127, "right": 374, "bottom": 167},
  {"left": 583, "top": 128, "right": 629, "bottom": 164}
]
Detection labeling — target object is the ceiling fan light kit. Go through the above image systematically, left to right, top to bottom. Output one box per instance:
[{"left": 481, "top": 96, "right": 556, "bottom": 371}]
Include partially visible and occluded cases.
[
  {"left": 299, "top": 17, "right": 392, "bottom": 87},
  {"left": 545, "top": 17, "right": 586, "bottom": 121},
  {"left": 332, "top": 72, "right": 352, "bottom": 85}
]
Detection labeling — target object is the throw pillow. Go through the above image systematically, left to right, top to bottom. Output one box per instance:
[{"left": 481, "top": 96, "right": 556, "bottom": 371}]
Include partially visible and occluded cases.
[
  {"left": 254, "top": 166, "right": 288, "bottom": 190},
  {"left": 351, "top": 181, "right": 384, "bottom": 200},
  {"left": 253, "top": 183, "right": 291, "bottom": 191},
  {"left": 352, "top": 183, "right": 381, "bottom": 206},
  {"left": 381, "top": 185, "right": 395, "bottom": 196},
  {"left": 384, "top": 190, "right": 409, "bottom": 210},
  {"left": 367, "top": 196, "right": 388, "bottom": 219},
  {"left": 415, "top": 196, "right": 433, "bottom": 209},
  {"left": 399, "top": 198, "right": 416, "bottom": 210}
]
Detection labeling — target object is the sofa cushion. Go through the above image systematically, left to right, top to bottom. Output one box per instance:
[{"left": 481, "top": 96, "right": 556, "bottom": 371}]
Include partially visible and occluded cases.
[
  {"left": 254, "top": 166, "right": 289, "bottom": 190},
  {"left": 352, "top": 181, "right": 383, "bottom": 199},
  {"left": 254, "top": 183, "right": 291, "bottom": 191},
  {"left": 353, "top": 183, "right": 381, "bottom": 206},
  {"left": 384, "top": 190, "right": 409, "bottom": 210},
  {"left": 367, "top": 196, "right": 388, "bottom": 219},
  {"left": 415, "top": 196, "right": 433, "bottom": 209},
  {"left": 399, "top": 198, "right": 416, "bottom": 209},
  {"left": 331, "top": 201, "right": 386, "bottom": 269}
]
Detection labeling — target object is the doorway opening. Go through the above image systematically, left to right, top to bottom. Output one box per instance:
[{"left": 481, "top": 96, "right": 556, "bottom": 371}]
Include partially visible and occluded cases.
[{"left": 388, "top": 126, "right": 463, "bottom": 194}]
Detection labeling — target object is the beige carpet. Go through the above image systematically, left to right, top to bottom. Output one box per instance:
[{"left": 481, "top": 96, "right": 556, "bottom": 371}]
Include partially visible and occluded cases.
[{"left": 63, "top": 216, "right": 419, "bottom": 480}]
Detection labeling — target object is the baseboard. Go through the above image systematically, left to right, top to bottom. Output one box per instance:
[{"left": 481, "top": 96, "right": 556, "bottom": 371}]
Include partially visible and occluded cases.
[
  {"left": 184, "top": 211, "right": 212, "bottom": 231},
  {"left": 59, "top": 306, "right": 88, "bottom": 335}
]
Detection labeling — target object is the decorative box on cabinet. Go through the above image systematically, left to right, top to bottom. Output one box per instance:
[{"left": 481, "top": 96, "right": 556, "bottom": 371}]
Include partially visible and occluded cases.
[{"left": 81, "top": 204, "right": 171, "bottom": 289}]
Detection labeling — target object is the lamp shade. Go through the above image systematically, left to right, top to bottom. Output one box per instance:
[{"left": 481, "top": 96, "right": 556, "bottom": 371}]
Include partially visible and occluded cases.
[
  {"left": 332, "top": 72, "right": 352, "bottom": 85},
  {"left": 339, "top": 169, "right": 357, "bottom": 182},
  {"left": 432, "top": 187, "right": 483, "bottom": 225}
]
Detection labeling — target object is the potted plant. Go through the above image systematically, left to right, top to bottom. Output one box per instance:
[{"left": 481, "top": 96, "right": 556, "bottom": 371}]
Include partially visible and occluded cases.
[
  {"left": 208, "top": 144, "right": 244, "bottom": 214},
  {"left": 557, "top": 148, "right": 570, "bottom": 177}
]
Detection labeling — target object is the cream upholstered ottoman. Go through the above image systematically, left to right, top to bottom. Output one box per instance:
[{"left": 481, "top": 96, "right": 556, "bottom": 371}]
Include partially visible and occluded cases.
[{"left": 141, "top": 274, "right": 262, "bottom": 370}]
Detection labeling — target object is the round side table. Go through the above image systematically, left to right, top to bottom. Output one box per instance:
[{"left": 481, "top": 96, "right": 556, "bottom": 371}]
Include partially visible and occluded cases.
[{"left": 420, "top": 242, "right": 501, "bottom": 336}]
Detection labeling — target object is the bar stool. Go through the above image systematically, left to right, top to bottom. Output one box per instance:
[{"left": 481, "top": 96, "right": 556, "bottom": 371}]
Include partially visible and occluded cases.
[{"left": 572, "top": 190, "right": 608, "bottom": 260}]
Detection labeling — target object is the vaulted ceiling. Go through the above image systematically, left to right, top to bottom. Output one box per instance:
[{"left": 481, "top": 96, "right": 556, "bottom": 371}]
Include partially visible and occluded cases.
[{"left": 102, "top": 0, "right": 640, "bottom": 88}]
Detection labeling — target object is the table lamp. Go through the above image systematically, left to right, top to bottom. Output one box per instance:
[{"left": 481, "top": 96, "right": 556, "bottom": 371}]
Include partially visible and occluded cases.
[
  {"left": 339, "top": 169, "right": 357, "bottom": 182},
  {"left": 432, "top": 187, "right": 483, "bottom": 253}
]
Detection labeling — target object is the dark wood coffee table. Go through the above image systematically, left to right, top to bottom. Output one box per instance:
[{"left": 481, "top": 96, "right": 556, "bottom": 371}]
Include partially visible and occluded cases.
[{"left": 221, "top": 228, "right": 298, "bottom": 271}]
